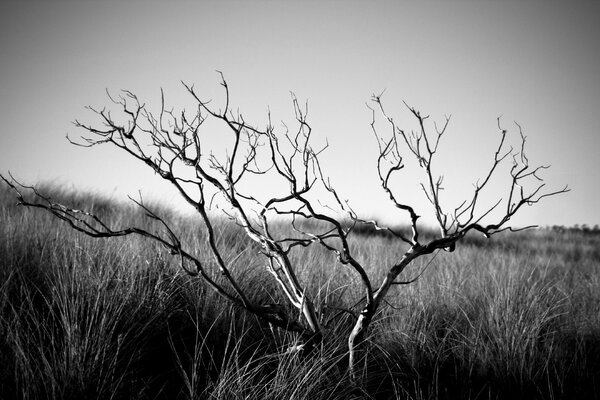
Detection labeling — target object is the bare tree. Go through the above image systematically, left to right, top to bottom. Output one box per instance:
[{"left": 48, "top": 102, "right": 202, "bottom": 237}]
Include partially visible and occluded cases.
[{"left": 1, "top": 73, "right": 568, "bottom": 380}]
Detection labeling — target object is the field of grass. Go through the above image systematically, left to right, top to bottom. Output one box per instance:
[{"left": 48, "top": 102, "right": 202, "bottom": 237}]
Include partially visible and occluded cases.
[{"left": 1, "top": 182, "right": 599, "bottom": 400}]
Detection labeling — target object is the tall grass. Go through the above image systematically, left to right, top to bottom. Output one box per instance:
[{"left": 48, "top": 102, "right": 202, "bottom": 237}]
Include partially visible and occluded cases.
[{"left": 1, "top": 183, "right": 599, "bottom": 399}]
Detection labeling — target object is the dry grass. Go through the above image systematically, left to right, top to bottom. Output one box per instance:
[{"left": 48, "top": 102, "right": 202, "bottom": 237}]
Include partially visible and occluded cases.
[{"left": 1, "top": 183, "right": 598, "bottom": 399}]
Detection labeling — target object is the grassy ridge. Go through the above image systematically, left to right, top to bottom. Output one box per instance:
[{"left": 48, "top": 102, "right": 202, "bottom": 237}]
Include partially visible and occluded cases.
[{"left": 1, "top": 183, "right": 599, "bottom": 399}]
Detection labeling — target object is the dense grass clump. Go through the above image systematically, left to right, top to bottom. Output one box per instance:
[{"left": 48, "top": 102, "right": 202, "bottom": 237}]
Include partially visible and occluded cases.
[{"left": 1, "top": 183, "right": 599, "bottom": 399}]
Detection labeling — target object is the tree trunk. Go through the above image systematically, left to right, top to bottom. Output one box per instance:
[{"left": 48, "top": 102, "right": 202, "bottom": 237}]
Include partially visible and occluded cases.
[
  {"left": 347, "top": 247, "right": 422, "bottom": 380},
  {"left": 347, "top": 309, "right": 374, "bottom": 381}
]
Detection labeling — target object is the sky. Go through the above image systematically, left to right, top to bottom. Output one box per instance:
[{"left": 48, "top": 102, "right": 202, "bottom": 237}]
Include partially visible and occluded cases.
[{"left": 1, "top": 0, "right": 598, "bottom": 229}]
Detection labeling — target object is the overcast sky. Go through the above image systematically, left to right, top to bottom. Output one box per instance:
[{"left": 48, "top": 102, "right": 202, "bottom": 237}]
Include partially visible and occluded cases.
[{"left": 1, "top": 0, "right": 598, "bottom": 228}]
